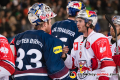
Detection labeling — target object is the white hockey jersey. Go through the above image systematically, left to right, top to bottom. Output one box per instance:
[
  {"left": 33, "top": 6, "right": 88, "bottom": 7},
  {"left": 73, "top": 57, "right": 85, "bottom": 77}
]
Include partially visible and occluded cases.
[
  {"left": 64, "top": 31, "right": 116, "bottom": 80},
  {"left": 108, "top": 36, "right": 120, "bottom": 80},
  {"left": 108, "top": 36, "right": 120, "bottom": 56}
]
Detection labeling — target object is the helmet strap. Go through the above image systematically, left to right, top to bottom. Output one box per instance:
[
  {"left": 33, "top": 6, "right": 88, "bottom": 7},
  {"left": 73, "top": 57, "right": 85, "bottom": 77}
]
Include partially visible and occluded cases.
[
  {"left": 84, "top": 21, "right": 93, "bottom": 47},
  {"left": 84, "top": 23, "right": 89, "bottom": 47},
  {"left": 113, "top": 27, "right": 120, "bottom": 38},
  {"left": 113, "top": 33, "right": 120, "bottom": 38}
]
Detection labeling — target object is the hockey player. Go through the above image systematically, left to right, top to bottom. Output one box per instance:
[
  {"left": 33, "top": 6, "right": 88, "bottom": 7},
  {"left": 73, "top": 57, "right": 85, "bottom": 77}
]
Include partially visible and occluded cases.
[
  {"left": 51, "top": 1, "right": 86, "bottom": 55},
  {"left": 51, "top": 2, "right": 85, "bottom": 79},
  {"left": 10, "top": 3, "right": 70, "bottom": 80},
  {"left": 62, "top": 10, "right": 116, "bottom": 80},
  {"left": 107, "top": 16, "right": 120, "bottom": 80},
  {"left": 0, "top": 34, "right": 15, "bottom": 80}
]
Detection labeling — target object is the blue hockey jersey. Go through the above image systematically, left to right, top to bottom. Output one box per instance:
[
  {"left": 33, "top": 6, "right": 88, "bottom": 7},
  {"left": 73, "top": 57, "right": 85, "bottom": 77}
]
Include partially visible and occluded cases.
[
  {"left": 51, "top": 19, "right": 82, "bottom": 54},
  {"left": 10, "top": 30, "right": 70, "bottom": 80}
]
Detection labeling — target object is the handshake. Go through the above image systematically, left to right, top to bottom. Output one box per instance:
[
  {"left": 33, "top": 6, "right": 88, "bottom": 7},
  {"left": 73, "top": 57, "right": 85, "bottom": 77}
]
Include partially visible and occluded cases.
[{"left": 61, "top": 46, "right": 69, "bottom": 58}]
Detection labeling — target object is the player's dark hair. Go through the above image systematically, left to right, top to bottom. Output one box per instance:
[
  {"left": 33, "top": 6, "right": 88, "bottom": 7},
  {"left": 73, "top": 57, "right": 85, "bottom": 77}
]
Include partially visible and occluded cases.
[
  {"left": 68, "top": 11, "right": 79, "bottom": 17},
  {"left": 68, "top": 15, "right": 76, "bottom": 17},
  {"left": 34, "top": 20, "right": 50, "bottom": 30},
  {"left": 34, "top": 24, "right": 44, "bottom": 30},
  {"left": 90, "top": 24, "right": 94, "bottom": 29}
]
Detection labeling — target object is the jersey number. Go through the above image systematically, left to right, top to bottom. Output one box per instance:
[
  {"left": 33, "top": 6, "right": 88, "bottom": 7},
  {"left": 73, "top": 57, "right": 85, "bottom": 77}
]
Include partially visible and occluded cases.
[{"left": 16, "top": 48, "right": 42, "bottom": 70}]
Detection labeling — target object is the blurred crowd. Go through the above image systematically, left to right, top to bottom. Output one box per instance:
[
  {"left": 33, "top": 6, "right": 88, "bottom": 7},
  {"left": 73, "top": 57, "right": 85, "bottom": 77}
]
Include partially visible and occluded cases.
[{"left": 0, "top": 0, "right": 120, "bottom": 43}]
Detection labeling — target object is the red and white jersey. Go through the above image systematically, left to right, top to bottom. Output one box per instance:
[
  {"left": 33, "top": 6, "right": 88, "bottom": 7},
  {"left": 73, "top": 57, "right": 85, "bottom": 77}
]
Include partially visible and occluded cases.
[
  {"left": 64, "top": 31, "right": 116, "bottom": 80},
  {"left": 0, "top": 35, "right": 15, "bottom": 78},
  {"left": 108, "top": 36, "right": 120, "bottom": 80},
  {"left": 108, "top": 36, "right": 120, "bottom": 56}
]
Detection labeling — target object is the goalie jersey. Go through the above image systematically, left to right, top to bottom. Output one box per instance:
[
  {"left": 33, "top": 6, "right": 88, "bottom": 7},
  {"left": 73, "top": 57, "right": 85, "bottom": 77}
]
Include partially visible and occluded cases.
[
  {"left": 51, "top": 19, "right": 82, "bottom": 54},
  {"left": 10, "top": 30, "right": 70, "bottom": 80}
]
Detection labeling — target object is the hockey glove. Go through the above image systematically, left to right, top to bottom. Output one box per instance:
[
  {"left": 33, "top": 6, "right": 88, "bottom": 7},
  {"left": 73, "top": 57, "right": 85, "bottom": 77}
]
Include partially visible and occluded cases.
[
  {"left": 112, "top": 55, "right": 120, "bottom": 66},
  {"left": 91, "top": 56, "right": 98, "bottom": 71}
]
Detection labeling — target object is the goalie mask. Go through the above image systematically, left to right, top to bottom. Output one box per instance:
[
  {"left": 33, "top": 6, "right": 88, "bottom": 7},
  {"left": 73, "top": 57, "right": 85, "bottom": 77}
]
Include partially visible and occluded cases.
[{"left": 28, "top": 3, "right": 56, "bottom": 26}]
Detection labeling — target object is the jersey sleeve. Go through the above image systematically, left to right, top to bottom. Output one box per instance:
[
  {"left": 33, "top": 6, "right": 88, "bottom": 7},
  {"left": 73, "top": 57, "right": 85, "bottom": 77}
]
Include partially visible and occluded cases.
[
  {"left": 0, "top": 37, "right": 15, "bottom": 75},
  {"left": 91, "top": 37, "right": 116, "bottom": 77},
  {"left": 43, "top": 38, "right": 69, "bottom": 79},
  {"left": 64, "top": 42, "right": 78, "bottom": 69},
  {"left": 64, "top": 49, "right": 76, "bottom": 69}
]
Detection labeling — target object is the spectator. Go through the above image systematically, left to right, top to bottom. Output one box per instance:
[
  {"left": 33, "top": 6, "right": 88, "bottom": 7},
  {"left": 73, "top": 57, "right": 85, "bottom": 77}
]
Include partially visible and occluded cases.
[
  {"left": 56, "top": 0, "right": 63, "bottom": 12},
  {"left": 85, "top": 0, "right": 92, "bottom": 10},
  {"left": 94, "top": 0, "right": 103, "bottom": 15},
  {"left": 111, "top": 0, "right": 119, "bottom": 11},
  {"left": 105, "top": 2, "right": 114, "bottom": 15},
  {"left": 0, "top": 9, "right": 5, "bottom": 24},
  {"left": 5, "top": 10, "right": 12, "bottom": 22},
  {"left": 55, "top": 11, "right": 63, "bottom": 21},
  {"left": 14, "top": 12, "right": 23, "bottom": 34},
  {"left": 8, "top": 16, "right": 17, "bottom": 34},
  {"left": 0, "top": 17, "right": 11, "bottom": 37},
  {"left": 21, "top": 18, "right": 32, "bottom": 32}
]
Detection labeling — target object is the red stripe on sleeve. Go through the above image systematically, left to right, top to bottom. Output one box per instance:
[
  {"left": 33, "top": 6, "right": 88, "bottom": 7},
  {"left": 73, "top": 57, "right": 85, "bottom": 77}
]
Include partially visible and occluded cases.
[
  {"left": 0, "top": 61, "right": 15, "bottom": 75},
  {"left": 100, "top": 61, "right": 116, "bottom": 69}
]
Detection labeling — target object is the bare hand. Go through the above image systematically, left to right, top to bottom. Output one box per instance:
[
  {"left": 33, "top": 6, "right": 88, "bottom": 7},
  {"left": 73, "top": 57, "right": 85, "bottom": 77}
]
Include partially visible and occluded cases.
[{"left": 61, "top": 46, "right": 69, "bottom": 58}]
